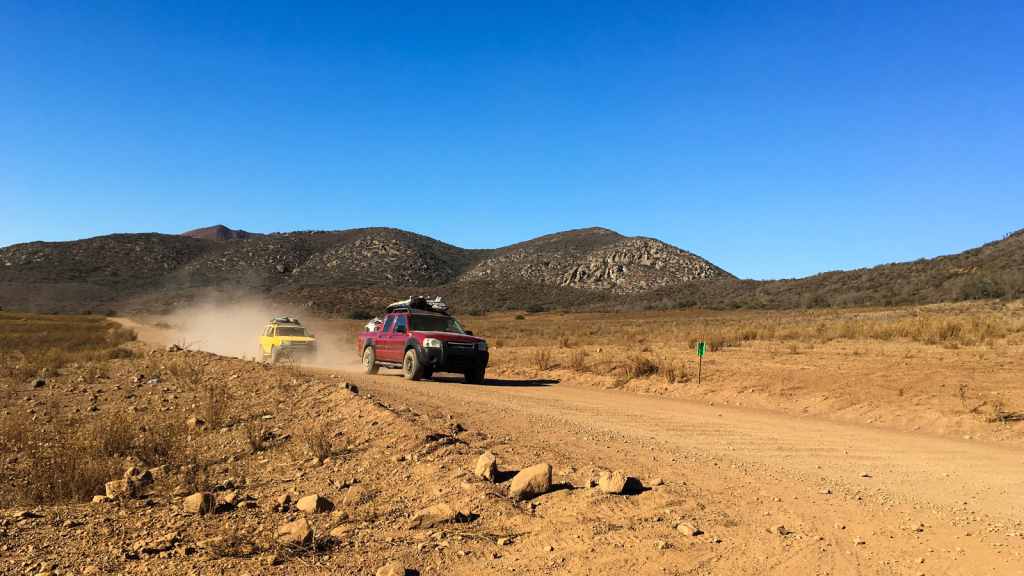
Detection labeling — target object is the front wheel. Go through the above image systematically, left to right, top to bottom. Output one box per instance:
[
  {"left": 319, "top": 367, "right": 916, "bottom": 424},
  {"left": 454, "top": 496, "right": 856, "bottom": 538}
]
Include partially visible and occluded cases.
[
  {"left": 256, "top": 345, "right": 265, "bottom": 363},
  {"left": 270, "top": 346, "right": 280, "bottom": 363},
  {"left": 362, "top": 346, "right": 379, "bottom": 375},
  {"left": 403, "top": 349, "right": 424, "bottom": 381},
  {"left": 464, "top": 368, "right": 486, "bottom": 384}
]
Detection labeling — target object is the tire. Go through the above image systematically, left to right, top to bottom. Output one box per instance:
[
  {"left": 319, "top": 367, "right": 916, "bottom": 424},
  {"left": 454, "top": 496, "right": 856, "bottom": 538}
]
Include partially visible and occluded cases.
[
  {"left": 256, "top": 345, "right": 265, "bottom": 363},
  {"left": 270, "top": 346, "right": 280, "bottom": 364},
  {"left": 362, "top": 346, "right": 379, "bottom": 375},
  {"left": 403, "top": 349, "right": 424, "bottom": 381},
  {"left": 464, "top": 368, "right": 486, "bottom": 384},
  {"left": 422, "top": 369, "right": 434, "bottom": 380}
]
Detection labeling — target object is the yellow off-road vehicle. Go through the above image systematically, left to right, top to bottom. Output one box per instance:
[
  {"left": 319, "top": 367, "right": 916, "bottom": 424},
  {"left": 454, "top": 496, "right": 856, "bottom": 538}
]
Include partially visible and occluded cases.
[{"left": 258, "top": 317, "right": 317, "bottom": 363}]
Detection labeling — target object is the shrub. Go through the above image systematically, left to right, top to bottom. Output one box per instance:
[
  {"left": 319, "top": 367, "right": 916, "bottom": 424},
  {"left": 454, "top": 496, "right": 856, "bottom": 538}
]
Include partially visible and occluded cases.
[
  {"left": 675, "top": 300, "right": 697, "bottom": 309},
  {"left": 525, "top": 304, "right": 545, "bottom": 314},
  {"left": 346, "top": 309, "right": 373, "bottom": 320},
  {"left": 515, "top": 315, "right": 525, "bottom": 320},
  {"left": 533, "top": 349, "right": 554, "bottom": 371},
  {"left": 567, "top": 349, "right": 588, "bottom": 372},
  {"left": 622, "top": 354, "right": 659, "bottom": 382},
  {"left": 243, "top": 419, "right": 271, "bottom": 453},
  {"left": 303, "top": 421, "right": 335, "bottom": 461}
]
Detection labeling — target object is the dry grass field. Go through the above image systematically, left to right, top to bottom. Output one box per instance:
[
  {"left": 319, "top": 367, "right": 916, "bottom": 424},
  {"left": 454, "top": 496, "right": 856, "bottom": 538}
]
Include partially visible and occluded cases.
[
  {"left": 447, "top": 301, "right": 1024, "bottom": 443},
  {"left": 4, "top": 306, "right": 1024, "bottom": 574}
]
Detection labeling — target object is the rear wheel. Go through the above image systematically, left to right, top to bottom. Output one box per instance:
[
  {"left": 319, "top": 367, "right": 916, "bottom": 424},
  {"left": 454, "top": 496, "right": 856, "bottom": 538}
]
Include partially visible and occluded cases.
[
  {"left": 270, "top": 346, "right": 280, "bottom": 363},
  {"left": 362, "top": 346, "right": 379, "bottom": 375},
  {"left": 403, "top": 349, "right": 424, "bottom": 381},
  {"left": 464, "top": 368, "right": 486, "bottom": 384}
]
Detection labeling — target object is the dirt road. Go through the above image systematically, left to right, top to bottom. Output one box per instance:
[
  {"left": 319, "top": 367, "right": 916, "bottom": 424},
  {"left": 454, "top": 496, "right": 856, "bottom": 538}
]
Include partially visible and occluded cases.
[
  {"left": 120, "top": 315, "right": 1022, "bottom": 573},
  {"left": 329, "top": 366, "right": 1024, "bottom": 574}
]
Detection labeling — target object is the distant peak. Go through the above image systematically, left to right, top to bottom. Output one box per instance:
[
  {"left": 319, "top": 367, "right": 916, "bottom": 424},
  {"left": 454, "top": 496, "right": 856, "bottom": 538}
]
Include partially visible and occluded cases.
[{"left": 181, "top": 225, "right": 265, "bottom": 240}]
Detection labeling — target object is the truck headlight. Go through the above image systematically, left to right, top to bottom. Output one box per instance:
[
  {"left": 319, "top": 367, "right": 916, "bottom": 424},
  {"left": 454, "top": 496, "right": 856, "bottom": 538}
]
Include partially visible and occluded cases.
[
  {"left": 423, "top": 338, "right": 442, "bottom": 348},
  {"left": 477, "top": 342, "right": 488, "bottom": 351}
]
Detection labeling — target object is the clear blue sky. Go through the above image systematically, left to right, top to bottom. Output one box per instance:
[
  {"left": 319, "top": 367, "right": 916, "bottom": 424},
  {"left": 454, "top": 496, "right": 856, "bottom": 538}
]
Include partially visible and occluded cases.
[{"left": 1, "top": 1, "right": 1022, "bottom": 280}]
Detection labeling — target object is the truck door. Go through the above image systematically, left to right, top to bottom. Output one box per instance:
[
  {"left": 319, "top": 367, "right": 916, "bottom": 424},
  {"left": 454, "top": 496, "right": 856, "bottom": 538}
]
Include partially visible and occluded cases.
[
  {"left": 390, "top": 314, "right": 408, "bottom": 362},
  {"left": 376, "top": 315, "right": 396, "bottom": 361}
]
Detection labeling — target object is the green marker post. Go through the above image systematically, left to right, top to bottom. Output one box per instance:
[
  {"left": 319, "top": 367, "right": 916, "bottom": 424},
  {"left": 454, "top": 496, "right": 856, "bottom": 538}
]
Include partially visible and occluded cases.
[{"left": 696, "top": 341, "right": 706, "bottom": 386}]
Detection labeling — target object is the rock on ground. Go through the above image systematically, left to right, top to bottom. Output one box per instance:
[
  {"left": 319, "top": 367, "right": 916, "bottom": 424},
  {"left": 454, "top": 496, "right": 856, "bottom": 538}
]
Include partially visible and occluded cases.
[
  {"left": 475, "top": 451, "right": 498, "bottom": 482},
  {"left": 509, "top": 463, "right": 552, "bottom": 501},
  {"left": 599, "top": 470, "right": 627, "bottom": 494},
  {"left": 105, "top": 479, "right": 133, "bottom": 500},
  {"left": 182, "top": 492, "right": 216, "bottom": 515},
  {"left": 296, "top": 494, "right": 334, "bottom": 514},
  {"left": 408, "top": 504, "right": 458, "bottom": 529},
  {"left": 276, "top": 518, "right": 314, "bottom": 546},
  {"left": 678, "top": 523, "right": 702, "bottom": 536},
  {"left": 376, "top": 563, "right": 408, "bottom": 576}
]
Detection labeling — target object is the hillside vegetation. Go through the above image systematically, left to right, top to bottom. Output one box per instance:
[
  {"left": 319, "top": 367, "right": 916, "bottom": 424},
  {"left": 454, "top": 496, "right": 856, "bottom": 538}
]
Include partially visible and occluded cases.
[{"left": 1, "top": 226, "right": 1022, "bottom": 316}]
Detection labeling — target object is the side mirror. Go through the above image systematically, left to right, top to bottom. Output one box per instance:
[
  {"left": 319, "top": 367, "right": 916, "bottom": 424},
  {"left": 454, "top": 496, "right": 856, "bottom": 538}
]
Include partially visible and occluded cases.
[
  {"left": 395, "top": 325, "right": 406, "bottom": 334},
  {"left": 465, "top": 330, "right": 473, "bottom": 336}
]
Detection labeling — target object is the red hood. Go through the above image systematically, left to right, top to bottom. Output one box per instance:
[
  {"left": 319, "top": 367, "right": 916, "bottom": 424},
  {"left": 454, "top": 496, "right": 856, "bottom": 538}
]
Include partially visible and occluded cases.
[{"left": 414, "top": 331, "right": 483, "bottom": 343}]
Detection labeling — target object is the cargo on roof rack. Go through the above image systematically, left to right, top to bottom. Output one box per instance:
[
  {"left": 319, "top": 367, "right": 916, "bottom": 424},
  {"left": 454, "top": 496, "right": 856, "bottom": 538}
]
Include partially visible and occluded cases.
[
  {"left": 385, "top": 296, "right": 450, "bottom": 316},
  {"left": 270, "top": 317, "right": 301, "bottom": 325}
]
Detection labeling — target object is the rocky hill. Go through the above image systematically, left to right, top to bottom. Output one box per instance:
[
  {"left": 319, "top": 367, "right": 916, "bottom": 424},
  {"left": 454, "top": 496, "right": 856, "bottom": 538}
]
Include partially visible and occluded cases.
[
  {"left": 2, "top": 226, "right": 1021, "bottom": 315},
  {"left": 0, "top": 227, "right": 727, "bottom": 314},
  {"left": 462, "top": 228, "right": 730, "bottom": 293}
]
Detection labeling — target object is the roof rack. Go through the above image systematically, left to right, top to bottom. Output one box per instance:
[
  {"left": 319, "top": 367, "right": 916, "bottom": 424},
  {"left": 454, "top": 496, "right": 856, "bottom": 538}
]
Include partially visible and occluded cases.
[{"left": 270, "top": 317, "right": 301, "bottom": 325}]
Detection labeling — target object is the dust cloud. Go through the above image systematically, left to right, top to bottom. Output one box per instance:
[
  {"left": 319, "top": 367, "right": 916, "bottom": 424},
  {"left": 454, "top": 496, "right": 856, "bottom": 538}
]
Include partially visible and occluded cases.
[{"left": 125, "top": 299, "right": 363, "bottom": 371}]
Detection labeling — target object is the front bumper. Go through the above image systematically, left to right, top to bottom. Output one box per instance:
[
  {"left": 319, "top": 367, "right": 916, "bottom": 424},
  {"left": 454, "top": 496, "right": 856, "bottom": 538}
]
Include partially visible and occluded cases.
[{"left": 415, "top": 342, "right": 488, "bottom": 373}]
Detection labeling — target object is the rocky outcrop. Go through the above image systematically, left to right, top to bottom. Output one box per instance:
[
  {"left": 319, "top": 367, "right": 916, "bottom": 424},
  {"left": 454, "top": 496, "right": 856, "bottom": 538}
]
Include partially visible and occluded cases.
[{"left": 460, "top": 231, "right": 732, "bottom": 293}]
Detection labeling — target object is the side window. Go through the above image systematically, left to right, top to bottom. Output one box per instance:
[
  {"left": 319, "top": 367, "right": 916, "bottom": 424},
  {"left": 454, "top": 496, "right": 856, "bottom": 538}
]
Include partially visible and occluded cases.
[
  {"left": 395, "top": 315, "right": 407, "bottom": 333},
  {"left": 381, "top": 316, "right": 395, "bottom": 333},
  {"left": 264, "top": 327, "right": 271, "bottom": 337}
]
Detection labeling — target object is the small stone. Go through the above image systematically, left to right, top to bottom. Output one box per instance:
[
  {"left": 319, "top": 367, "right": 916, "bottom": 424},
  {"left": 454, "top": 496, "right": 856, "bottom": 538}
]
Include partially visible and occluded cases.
[
  {"left": 33, "top": 380, "right": 45, "bottom": 388},
  {"left": 186, "top": 417, "right": 205, "bottom": 428},
  {"left": 475, "top": 451, "right": 498, "bottom": 482},
  {"left": 509, "top": 463, "right": 552, "bottom": 501},
  {"left": 148, "top": 465, "right": 169, "bottom": 479},
  {"left": 598, "top": 471, "right": 628, "bottom": 494},
  {"left": 649, "top": 477, "right": 664, "bottom": 486},
  {"left": 105, "top": 479, "right": 133, "bottom": 500},
  {"left": 342, "top": 485, "right": 365, "bottom": 507},
  {"left": 182, "top": 492, "right": 216, "bottom": 515},
  {"left": 277, "top": 492, "right": 297, "bottom": 506},
  {"left": 296, "top": 494, "right": 334, "bottom": 514},
  {"left": 92, "top": 495, "right": 109, "bottom": 504},
  {"left": 409, "top": 504, "right": 457, "bottom": 529},
  {"left": 276, "top": 518, "right": 314, "bottom": 546},
  {"left": 678, "top": 523, "right": 702, "bottom": 536},
  {"left": 769, "top": 525, "right": 789, "bottom": 536},
  {"left": 329, "top": 526, "right": 352, "bottom": 538},
  {"left": 653, "top": 540, "right": 670, "bottom": 550},
  {"left": 543, "top": 545, "right": 554, "bottom": 552},
  {"left": 261, "top": 554, "right": 281, "bottom": 566},
  {"left": 376, "top": 563, "right": 407, "bottom": 576},
  {"left": 83, "top": 567, "right": 101, "bottom": 575}
]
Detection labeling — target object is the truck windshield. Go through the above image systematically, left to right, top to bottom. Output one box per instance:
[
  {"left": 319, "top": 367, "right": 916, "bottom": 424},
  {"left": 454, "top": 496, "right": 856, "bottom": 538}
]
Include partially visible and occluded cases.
[
  {"left": 409, "top": 315, "right": 465, "bottom": 334},
  {"left": 277, "top": 327, "right": 309, "bottom": 337}
]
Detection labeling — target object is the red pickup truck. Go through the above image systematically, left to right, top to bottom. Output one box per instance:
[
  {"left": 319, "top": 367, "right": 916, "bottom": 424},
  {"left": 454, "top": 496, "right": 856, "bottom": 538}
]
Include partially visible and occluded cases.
[{"left": 357, "top": 310, "right": 488, "bottom": 383}]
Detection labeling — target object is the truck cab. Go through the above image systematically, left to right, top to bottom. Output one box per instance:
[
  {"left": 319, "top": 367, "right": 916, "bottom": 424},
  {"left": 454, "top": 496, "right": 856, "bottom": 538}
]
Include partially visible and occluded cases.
[{"left": 357, "top": 310, "right": 488, "bottom": 383}]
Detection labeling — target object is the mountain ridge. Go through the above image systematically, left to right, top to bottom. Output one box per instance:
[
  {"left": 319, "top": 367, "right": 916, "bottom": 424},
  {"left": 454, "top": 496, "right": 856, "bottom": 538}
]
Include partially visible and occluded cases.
[{"left": 1, "top": 226, "right": 1021, "bottom": 315}]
